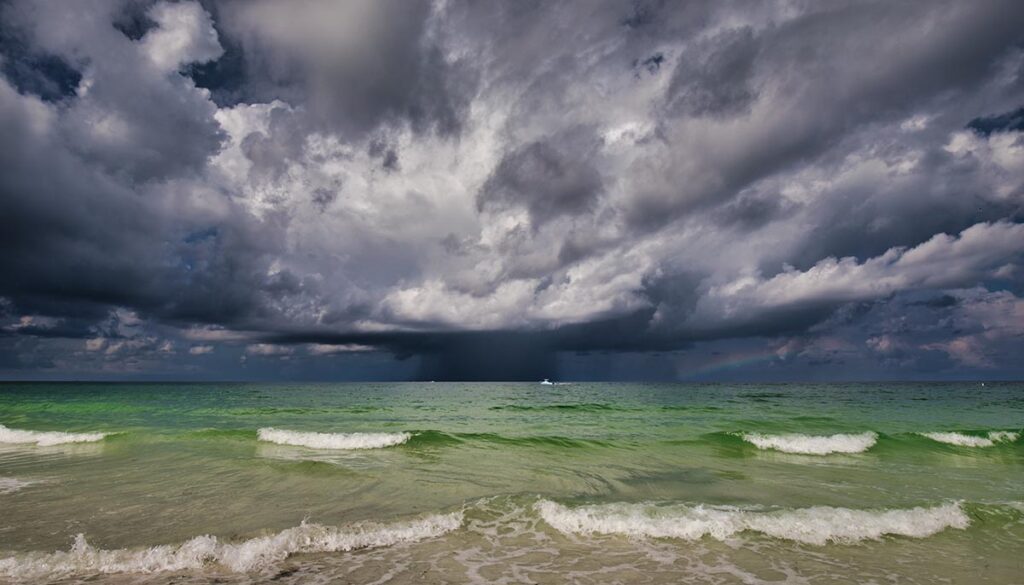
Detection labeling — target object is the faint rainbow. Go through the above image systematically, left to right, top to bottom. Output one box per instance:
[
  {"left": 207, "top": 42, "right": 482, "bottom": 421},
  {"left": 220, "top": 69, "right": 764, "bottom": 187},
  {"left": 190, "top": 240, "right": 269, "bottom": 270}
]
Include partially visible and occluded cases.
[{"left": 680, "top": 347, "right": 781, "bottom": 377}]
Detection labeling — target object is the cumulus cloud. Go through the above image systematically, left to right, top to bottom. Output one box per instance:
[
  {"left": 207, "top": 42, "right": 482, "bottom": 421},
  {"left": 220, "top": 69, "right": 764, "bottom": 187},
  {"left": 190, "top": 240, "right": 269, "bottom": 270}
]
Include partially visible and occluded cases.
[{"left": 1, "top": 0, "right": 1023, "bottom": 380}]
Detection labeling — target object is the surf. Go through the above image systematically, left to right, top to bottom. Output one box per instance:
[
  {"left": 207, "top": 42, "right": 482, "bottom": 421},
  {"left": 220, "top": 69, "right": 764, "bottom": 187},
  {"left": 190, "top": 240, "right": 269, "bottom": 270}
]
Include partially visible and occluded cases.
[
  {"left": 0, "top": 424, "right": 110, "bottom": 447},
  {"left": 256, "top": 428, "right": 411, "bottom": 450},
  {"left": 918, "top": 431, "right": 1019, "bottom": 447},
  {"left": 738, "top": 432, "right": 878, "bottom": 455},
  {"left": 535, "top": 500, "right": 969, "bottom": 545},
  {"left": 0, "top": 512, "right": 462, "bottom": 581}
]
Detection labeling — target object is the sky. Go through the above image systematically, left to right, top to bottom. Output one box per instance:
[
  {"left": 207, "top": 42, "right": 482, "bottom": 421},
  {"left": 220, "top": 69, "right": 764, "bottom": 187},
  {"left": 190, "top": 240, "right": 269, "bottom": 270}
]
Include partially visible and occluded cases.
[{"left": 1, "top": 0, "right": 1023, "bottom": 381}]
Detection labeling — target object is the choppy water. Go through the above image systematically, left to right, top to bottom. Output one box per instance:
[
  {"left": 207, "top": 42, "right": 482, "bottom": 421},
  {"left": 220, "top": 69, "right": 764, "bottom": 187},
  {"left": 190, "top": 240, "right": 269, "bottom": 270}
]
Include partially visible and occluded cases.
[{"left": 0, "top": 382, "right": 1021, "bottom": 584}]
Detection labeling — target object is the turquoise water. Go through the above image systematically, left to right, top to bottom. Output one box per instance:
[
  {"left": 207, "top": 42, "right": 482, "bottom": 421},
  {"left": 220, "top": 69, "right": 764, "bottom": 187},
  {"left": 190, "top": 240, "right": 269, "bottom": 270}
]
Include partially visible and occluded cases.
[{"left": 0, "top": 382, "right": 1021, "bottom": 584}]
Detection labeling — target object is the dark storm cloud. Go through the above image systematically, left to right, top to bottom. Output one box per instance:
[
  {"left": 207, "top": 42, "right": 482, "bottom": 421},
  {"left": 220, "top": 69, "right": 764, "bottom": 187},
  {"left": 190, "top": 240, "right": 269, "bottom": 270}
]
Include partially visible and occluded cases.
[
  {"left": 2, "top": 0, "right": 1024, "bottom": 380},
  {"left": 208, "top": 0, "right": 478, "bottom": 137},
  {"left": 623, "top": 0, "right": 1024, "bottom": 232},
  {"left": 664, "top": 26, "right": 759, "bottom": 118},
  {"left": 478, "top": 136, "right": 604, "bottom": 227},
  {"left": 711, "top": 190, "right": 798, "bottom": 231}
]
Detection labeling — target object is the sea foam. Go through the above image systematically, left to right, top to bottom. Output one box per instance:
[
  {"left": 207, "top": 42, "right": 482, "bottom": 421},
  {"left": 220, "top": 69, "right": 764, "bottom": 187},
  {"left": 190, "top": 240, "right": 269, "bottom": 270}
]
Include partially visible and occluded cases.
[
  {"left": 0, "top": 424, "right": 108, "bottom": 446},
  {"left": 257, "top": 427, "right": 411, "bottom": 450},
  {"left": 919, "top": 431, "right": 1019, "bottom": 447},
  {"left": 739, "top": 432, "right": 877, "bottom": 455},
  {"left": 0, "top": 477, "right": 36, "bottom": 494},
  {"left": 535, "top": 500, "right": 968, "bottom": 545},
  {"left": 0, "top": 512, "right": 462, "bottom": 581}
]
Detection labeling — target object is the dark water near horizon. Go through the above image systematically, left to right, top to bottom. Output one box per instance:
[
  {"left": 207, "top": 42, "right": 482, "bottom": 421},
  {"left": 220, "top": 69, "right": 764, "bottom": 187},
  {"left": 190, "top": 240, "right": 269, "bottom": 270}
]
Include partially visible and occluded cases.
[{"left": 0, "top": 381, "right": 1022, "bottom": 584}]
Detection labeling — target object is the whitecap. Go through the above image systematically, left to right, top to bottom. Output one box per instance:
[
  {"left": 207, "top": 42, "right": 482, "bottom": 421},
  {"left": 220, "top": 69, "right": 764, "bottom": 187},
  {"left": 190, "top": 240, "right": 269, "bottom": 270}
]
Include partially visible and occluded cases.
[
  {"left": 0, "top": 424, "right": 108, "bottom": 446},
  {"left": 257, "top": 427, "right": 411, "bottom": 450},
  {"left": 919, "top": 431, "right": 1019, "bottom": 447},
  {"left": 739, "top": 432, "right": 877, "bottom": 455},
  {"left": 535, "top": 500, "right": 968, "bottom": 545},
  {"left": 0, "top": 512, "right": 462, "bottom": 581}
]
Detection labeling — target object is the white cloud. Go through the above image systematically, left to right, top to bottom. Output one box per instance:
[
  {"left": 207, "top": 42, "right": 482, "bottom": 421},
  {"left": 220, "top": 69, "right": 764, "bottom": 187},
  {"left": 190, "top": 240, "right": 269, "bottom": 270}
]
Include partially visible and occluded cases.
[
  {"left": 140, "top": 1, "right": 223, "bottom": 72},
  {"left": 688, "top": 222, "right": 1024, "bottom": 330},
  {"left": 182, "top": 327, "right": 257, "bottom": 342},
  {"left": 85, "top": 338, "right": 106, "bottom": 352},
  {"left": 245, "top": 343, "right": 294, "bottom": 356},
  {"left": 307, "top": 343, "right": 375, "bottom": 355}
]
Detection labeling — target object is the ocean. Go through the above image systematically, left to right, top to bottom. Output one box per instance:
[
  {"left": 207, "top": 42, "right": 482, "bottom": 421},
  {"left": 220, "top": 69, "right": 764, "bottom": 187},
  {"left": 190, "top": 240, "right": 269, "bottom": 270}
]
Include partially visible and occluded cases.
[{"left": 0, "top": 381, "right": 1021, "bottom": 584}]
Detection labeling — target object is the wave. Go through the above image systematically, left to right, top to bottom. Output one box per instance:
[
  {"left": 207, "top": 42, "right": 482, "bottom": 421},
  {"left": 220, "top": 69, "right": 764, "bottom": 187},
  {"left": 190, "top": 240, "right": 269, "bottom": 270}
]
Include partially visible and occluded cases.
[
  {"left": 489, "top": 403, "right": 722, "bottom": 413},
  {"left": 490, "top": 403, "right": 621, "bottom": 412},
  {"left": 220, "top": 406, "right": 388, "bottom": 416},
  {"left": 0, "top": 424, "right": 109, "bottom": 447},
  {"left": 187, "top": 428, "right": 258, "bottom": 441},
  {"left": 187, "top": 428, "right": 607, "bottom": 451},
  {"left": 257, "top": 428, "right": 411, "bottom": 450},
  {"left": 401, "top": 430, "right": 611, "bottom": 449},
  {"left": 918, "top": 431, "right": 1019, "bottom": 447},
  {"left": 455, "top": 432, "right": 610, "bottom": 449},
  {"left": 738, "top": 432, "right": 878, "bottom": 455},
  {"left": 535, "top": 500, "right": 968, "bottom": 545},
  {"left": 0, "top": 512, "right": 462, "bottom": 582}
]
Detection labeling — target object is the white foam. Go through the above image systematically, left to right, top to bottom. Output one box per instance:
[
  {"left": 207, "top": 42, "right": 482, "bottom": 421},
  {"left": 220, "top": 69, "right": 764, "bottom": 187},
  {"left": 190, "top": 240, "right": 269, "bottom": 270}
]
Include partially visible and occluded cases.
[
  {"left": 0, "top": 424, "right": 108, "bottom": 446},
  {"left": 257, "top": 428, "right": 411, "bottom": 450},
  {"left": 919, "top": 431, "right": 1019, "bottom": 447},
  {"left": 739, "top": 432, "right": 877, "bottom": 455},
  {"left": 0, "top": 477, "right": 36, "bottom": 494},
  {"left": 536, "top": 500, "right": 968, "bottom": 546},
  {"left": 0, "top": 512, "right": 462, "bottom": 581}
]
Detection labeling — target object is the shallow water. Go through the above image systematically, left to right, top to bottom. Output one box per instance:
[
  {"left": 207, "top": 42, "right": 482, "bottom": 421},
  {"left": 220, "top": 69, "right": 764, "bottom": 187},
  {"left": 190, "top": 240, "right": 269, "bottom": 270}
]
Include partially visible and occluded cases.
[{"left": 0, "top": 381, "right": 1021, "bottom": 583}]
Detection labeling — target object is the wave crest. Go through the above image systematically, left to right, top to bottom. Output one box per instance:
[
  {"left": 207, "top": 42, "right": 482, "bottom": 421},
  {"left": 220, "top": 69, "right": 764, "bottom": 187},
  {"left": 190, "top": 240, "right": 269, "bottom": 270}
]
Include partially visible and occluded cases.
[
  {"left": 0, "top": 424, "right": 108, "bottom": 446},
  {"left": 257, "top": 428, "right": 411, "bottom": 450},
  {"left": 919, "top": 431, "right": 1019, "bottom": 447},
  {"left": 739, "top": 432, "right": 877, "bottom": 455},
  {"left": 535, "top": 500, "right": 968, "bottom": 545},
  {"left": 0, "top": 512, "right": 462, "bottom": 581}
]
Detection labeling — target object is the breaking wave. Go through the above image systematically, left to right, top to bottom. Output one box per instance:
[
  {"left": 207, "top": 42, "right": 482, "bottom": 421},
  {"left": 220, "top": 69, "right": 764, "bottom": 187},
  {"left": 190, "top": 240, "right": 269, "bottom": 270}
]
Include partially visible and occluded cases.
[
  {"left": 0, "top": 424, "right": 109, "bottom": 447},
  {"left": 256, "top": 428, "right": 411, "bottom": 450},
  {"left": 919, "top": 431, "right": 1019, "bottom": 447},
  {"left": 739, "top": 432, "right": 878, "bottom": 455},
  {"left": 535, "top": 500, "right": 968, "bottom": 545},
  {"left": 0, "top": 512, "right": 462, "bottom": 581}
]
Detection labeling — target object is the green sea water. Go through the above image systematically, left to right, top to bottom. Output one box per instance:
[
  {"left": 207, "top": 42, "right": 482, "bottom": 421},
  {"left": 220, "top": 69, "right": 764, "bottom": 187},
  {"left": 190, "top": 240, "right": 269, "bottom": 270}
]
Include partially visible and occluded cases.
[{"left": 0, "top": 381, "right": 1021, "bottom": 584}]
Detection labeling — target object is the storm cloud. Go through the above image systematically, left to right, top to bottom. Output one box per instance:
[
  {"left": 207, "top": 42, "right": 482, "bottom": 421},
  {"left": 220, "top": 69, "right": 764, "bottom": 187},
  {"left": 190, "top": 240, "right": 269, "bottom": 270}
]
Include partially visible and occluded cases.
[{"left": 1, "top": 0, "right": 1023, "bottom": 380}]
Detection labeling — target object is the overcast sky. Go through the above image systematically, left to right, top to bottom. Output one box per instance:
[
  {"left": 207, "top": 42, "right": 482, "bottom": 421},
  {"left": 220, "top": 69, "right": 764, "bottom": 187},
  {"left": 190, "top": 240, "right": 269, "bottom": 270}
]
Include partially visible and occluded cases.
[{"left": 1, "top": 0, "right": 1023, "bottom": 381}]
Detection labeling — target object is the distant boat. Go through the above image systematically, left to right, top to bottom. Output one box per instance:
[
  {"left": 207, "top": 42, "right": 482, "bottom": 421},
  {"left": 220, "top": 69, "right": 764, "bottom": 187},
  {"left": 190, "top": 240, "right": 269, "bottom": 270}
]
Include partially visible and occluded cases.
[{"left": 540, "top": 378, "right": 554, "bottom": 385}]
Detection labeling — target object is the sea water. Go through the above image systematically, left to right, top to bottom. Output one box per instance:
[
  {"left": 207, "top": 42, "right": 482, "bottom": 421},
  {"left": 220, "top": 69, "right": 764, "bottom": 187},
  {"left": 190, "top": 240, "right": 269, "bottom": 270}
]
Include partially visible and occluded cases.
[{"left": 0, "top": 381, "right": 1021, "bottom": 583}]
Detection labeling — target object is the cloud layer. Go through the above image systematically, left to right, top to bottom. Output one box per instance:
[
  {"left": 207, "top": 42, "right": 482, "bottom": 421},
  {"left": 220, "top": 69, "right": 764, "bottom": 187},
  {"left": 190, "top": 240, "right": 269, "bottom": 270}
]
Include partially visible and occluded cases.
[{"left": 1, "top": 0, "right": 1023, "bottom": 380}]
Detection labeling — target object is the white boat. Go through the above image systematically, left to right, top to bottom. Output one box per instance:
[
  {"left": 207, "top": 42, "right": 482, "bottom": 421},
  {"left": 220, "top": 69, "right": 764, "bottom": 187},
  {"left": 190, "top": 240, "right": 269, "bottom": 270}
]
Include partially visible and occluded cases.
[{"left": 540, "top": 378, "right": 554, "bottom": 385}]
